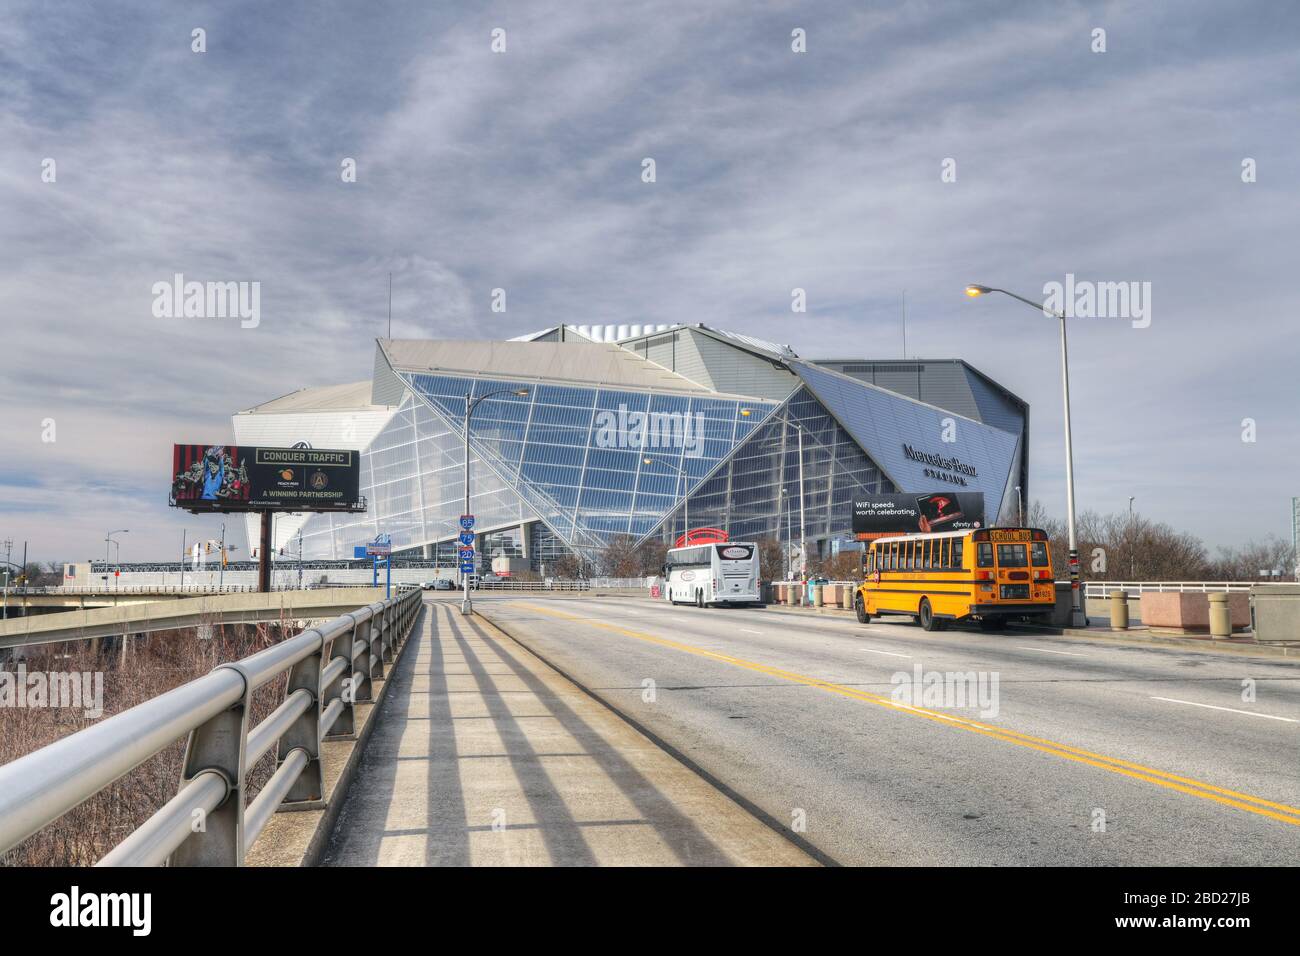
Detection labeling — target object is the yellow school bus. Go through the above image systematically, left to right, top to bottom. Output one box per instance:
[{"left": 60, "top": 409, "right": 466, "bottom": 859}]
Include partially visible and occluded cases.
[{"left": 854, "top": 528, "right": 1056, "bottom": 631}]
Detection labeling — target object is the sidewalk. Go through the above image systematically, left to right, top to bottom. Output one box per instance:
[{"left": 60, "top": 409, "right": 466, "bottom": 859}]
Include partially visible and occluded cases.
[
  {"left": 758, "top": 599, "right": 1300, "bottom": 660},
  {"left": 323, "top": 600, "right": 815, "bottom": 866}
]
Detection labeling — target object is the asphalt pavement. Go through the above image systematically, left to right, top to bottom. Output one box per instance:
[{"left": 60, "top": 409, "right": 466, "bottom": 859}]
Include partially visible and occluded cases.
[{"left": 474, "top": 594, "right": 1300, "bottom": 866}]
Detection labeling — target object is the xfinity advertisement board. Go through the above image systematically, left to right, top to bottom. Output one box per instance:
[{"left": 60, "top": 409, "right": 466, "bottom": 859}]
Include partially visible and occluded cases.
[
  {"left": 170, "top": 444, "right": 363, "bottom": 513},
  {"left": 852, "top": 492, "right": 985, "bottom": 539}
]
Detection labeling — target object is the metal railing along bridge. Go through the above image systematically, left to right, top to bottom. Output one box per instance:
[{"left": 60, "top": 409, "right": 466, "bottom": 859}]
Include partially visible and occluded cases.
[{"left": 0, "top": 586, "right": 423, "bottom": 866}]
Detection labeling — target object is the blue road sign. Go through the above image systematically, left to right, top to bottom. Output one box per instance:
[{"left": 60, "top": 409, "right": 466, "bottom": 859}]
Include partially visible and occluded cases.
[
  {"left": 459, "top": 514, "right": 475, "bottom": 531},
  {"left": 458, "top": 532, "right": 475, "bottom": 546},
  {"left": 353, "top": 546, "right": 368, "bottom": 559},
  {"left": 458, "top": 547, "right": 474, "bottom": 559}
]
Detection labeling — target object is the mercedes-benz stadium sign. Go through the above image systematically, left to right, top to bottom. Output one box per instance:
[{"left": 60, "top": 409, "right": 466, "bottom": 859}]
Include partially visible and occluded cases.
[{"left": 170, "top": 443, "right": 363, "bottom": 513}]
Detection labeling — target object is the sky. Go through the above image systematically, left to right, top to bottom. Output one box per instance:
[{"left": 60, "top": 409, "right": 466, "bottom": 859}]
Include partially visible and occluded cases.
[{"left": 2, "top": 0, "right": 1298, "bottom": 564}]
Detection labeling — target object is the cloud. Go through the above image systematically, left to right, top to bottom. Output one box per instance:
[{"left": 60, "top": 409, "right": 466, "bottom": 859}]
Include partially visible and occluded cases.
[{"left": 1, "top": 0, "right": 1297, "bottom": 558}]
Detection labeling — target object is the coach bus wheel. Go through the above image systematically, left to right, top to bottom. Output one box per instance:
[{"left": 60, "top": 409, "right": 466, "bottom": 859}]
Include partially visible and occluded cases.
[
  {"left": 854, "top": 593, "right": 870, "bottom": 624},
  {"left": 918, "top": 598, "right": 940, "bottom": 632}
]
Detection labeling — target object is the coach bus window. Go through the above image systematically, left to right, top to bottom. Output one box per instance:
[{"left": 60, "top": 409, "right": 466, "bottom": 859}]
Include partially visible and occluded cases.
[
  {"left": 977, "top": 542, "right": 994, "bottom": 568},
  {"left": 1031, "top": 542, "right": 1050, "bottom": 567},
  {"left": 997, "top": 544, "right": 1028, "bottom": 568}
]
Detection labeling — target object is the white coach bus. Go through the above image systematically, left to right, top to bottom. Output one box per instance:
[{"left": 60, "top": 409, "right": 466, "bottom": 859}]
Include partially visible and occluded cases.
[{"left": 664, "top": 541, "right": 761, "bottom": 607}]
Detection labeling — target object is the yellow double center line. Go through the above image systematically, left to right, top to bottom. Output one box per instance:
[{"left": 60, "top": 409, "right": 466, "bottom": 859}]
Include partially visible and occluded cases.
[{"left": 514, "top": 603, "right": 1300, "bottom": 828}]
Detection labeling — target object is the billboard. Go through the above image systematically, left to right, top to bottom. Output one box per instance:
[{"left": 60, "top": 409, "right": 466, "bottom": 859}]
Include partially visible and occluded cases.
[
  {"left": 171, "top": 444, "right": 363, "bottom": 513},
  {"left": 852, "top": 492, "right": 985, "bottom": 539}
]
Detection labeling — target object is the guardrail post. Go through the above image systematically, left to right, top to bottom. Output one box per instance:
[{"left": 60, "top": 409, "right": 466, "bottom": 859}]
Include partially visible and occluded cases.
[
  {"left": 379, "top": 601, "right": 395, "bottom": 663},
  {"left": 367, "top": 606, "right": 384, "bottom": 686},
  {"left": 352, "top": 612, "right": 374, "bottom": 703},
  {"left": 323, "top": 621, "right": 356, "bottom": 738},
  {"left": 280, "top": 630, "right": 324, "bottom": 803},
  {"left": 170, "top": 665, "right": 249, "bottom": 866}
]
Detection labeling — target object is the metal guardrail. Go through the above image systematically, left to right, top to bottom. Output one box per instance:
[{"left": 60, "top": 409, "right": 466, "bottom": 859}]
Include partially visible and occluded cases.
[
  {"left": 472, "top": 580, "right": 590, "bottom": 591},
  {"left": 1084, "top": 581, "right": 1257, "bottom": 597},
  {"left": 0, "top": 586, "right": 423, "bottom": 866}
]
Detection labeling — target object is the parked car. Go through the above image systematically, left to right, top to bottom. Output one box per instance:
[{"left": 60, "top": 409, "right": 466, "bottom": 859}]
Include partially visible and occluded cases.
[{"left": 421, "top": 579, "right": 455, "bottom": 591}]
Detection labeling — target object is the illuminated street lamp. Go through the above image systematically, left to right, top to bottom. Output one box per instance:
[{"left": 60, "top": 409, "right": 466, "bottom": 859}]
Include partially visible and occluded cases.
[
  {"left": 966, "top": 284, "right": 1086, "bottom": 627},
  {"left": 461, "top": 388, "right": 529, "bottom": 615}
]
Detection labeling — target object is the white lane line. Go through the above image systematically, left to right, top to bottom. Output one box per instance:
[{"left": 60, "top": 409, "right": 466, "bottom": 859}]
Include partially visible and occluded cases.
[
  {"left": 738, "top": 628, "right": 764, "bottom": 635},
  {"left": 1017, "top": 645, "right": 1087, "bottom": 658},
  {"left": 858, "top": 647, "right": 913, "bottom": 659},
  {"left": 1149, "top": 696, "right": 1298, "bottom": 723}
]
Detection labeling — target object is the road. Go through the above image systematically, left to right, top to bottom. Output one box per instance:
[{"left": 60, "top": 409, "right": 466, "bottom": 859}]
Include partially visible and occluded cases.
[{"left": 473, "top": 595, "right": 1300, "bottom": 866}]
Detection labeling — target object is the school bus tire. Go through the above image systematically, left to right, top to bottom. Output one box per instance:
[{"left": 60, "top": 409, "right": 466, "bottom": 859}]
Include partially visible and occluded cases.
[
  {"left": 854, "top": 591, "right": 870, "bottom": 624},
  {"left": 918, "top": 598, "right": 942, "bottom": 632}
]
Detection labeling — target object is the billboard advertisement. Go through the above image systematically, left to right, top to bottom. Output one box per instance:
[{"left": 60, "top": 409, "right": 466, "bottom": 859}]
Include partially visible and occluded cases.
[
  {"left": 171, "top": 444, "right": 363, "bottom": 513},
  {"left": 852, "top": 492, "right": 985, "bottom": 539}
]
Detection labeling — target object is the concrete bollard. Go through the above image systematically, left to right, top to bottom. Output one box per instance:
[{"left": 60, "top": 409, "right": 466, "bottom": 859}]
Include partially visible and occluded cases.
[
  {"left": 813, "top": 584, "right": 824, "bottom": 607},
  {"left": 842, "top": 586, "right": 854, "bottom": 610},
  {"left": 1109, "top": 589, "right": 1129, "bottom": 630},
  {"left": 1208, "top": 592, "right": 1231, "bottom": 639}
]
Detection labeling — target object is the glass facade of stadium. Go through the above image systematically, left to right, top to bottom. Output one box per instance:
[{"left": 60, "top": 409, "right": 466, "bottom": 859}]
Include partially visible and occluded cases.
[{"left": 233, "top": 326, "right": 1028, "bottom": 572}]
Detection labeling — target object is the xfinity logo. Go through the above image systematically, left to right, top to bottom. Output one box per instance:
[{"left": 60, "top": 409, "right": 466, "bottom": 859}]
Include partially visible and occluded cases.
[{"left": 50, "top": 886, "right": 151, "bottom": 936}]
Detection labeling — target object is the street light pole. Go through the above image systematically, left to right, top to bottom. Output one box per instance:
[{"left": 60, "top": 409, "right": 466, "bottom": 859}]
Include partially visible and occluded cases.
[
  {"left": 966, "top": 284, "right": 1086, "bottom": 626},
  {"left": 462, "top": 387, "right": 530, "bottom": 615},
  {"left": 797, "top": 425, "right": 806, "bottom": 582},
  {"left": 643, "top": 457, "right": 689, "bottom": 545},
  {"left": 1015, "top": 485, "right": 1023, "bottom": 526},
  {"left": 1128, "top": 496, "right": 1136, "bottom": 580},
  {"left": 105, "top": 529, "right": 128, "bottom": 594}
]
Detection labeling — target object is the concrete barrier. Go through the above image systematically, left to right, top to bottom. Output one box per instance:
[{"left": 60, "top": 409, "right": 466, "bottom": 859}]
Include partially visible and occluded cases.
[
  {"left": 1251, "top": 585, "right": 1300, "bottom": 643},
  {"left": 1140, "top": 591, "right": 1250, "bottom": 634}
]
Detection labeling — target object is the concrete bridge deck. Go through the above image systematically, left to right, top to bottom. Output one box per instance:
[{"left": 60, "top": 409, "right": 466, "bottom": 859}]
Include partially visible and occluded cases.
[
  {"left": 0, "top": 587, "right": 392, "bottom": 649},
  {"left": 322, "top": 599, "right": 813, "bottom": 866}
]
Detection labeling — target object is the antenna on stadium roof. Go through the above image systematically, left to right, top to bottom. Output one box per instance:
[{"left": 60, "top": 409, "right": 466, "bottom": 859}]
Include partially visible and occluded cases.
[
  {"left": 387, "top": 272, "right": 392, "bottom": 338},
  {"left": 901, "top": 289, "right": 907, "bottom": 359}
]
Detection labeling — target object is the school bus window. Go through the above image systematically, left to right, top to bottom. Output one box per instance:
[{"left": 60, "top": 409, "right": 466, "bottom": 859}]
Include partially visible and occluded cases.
[
  {"left": 939, "top": 539, "right": 949, "bottom": 568},
  {"left": 952, "top": 539, "right": 963, "bottom": 568},
  {"left": 907, "top": 542, "right": 916, "bottom": 570},
  {"left": 977, "top": 542, "right": 994, "bottom": 568},
  {"left": 1031, "top": 542, "right": 1050, "bottom": 567},
  {"left": 997, "top": 544, "right": 1028, "bottom": 568}
]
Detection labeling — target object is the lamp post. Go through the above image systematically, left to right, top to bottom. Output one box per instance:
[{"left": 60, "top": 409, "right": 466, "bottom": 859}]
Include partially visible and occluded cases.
[
  {"left": 966, "top": 283, "right": 1086, "bottom": 627},
  {"left": 462, "top": 387, "right": 529, "bottom": 615},
  {"left": 782, "top": 420, "right": 807, "bottom": 581},
  {"left": 643, "top": 456, "right": 690, "bottom": 545},
  {"left": 1014, "top": 485, "right": 1024, "bottom": 526},
  {"left": 1128, "top": 496, "right": 1136, "bottom": 581},
  {"left": 105, "top": 529, "right": 128, "bottom": 592}
]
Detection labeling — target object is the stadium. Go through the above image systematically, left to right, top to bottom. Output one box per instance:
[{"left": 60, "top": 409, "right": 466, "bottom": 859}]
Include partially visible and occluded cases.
[{"left": 232, "top": 324, "right": 1029, "bottom": 572}]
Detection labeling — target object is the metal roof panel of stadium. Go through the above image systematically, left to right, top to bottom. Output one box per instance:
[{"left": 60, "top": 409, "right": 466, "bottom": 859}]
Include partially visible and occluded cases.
[
  {"left": 379, "top": 338, "right": 726, "bottom": 395},
  {"left": 236, "top": 380, "right": 387, "bottom": 414}
]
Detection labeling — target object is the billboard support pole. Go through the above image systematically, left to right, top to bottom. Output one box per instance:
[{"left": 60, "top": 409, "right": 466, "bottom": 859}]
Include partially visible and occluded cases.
[{"left": 258, "top": 512, "right": 272, "bottom": 593}]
